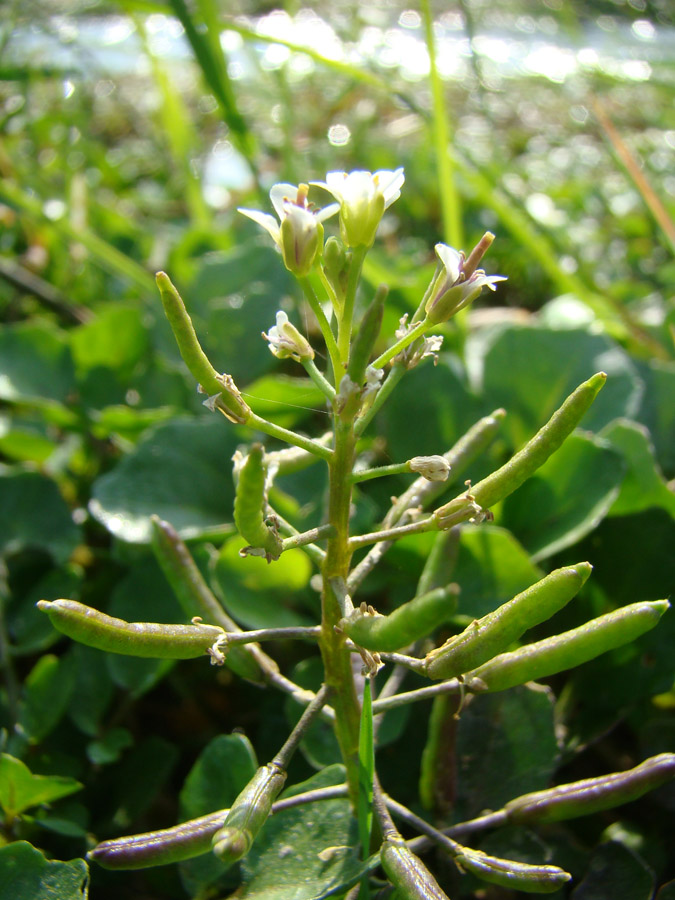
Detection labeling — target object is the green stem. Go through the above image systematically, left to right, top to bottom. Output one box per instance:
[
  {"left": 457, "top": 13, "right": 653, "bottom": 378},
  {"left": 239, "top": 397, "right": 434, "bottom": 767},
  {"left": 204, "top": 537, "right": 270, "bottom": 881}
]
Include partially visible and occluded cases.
[
  {"left": 338, "top": 245, "right": 367, "bottom": 362},
  {"left": 298, "top": 276, "right": 342, "bottom": 383},
  {"left": 371, "top": 320, "right": 429, "bottom": 370},
  {"left": 302, "top": 357, "right": 337, "bottom": 402},
  {"left": 248, "top": 412, "right": 334, "bottom": 461},
  {"left": 319, "top": 419, "right": 362, "bottom": 802},
  {"left": 351, "top": 462, "right": 411, "bottom": 483},
  {"left": 348, "top": 516, "right": 436, "bottom": 550},
  {"left": 280, "top": 523, "right": 335, "bottom": 552},
  {"left": 223, "top": 626, "right": 322, "bottom": 645}
]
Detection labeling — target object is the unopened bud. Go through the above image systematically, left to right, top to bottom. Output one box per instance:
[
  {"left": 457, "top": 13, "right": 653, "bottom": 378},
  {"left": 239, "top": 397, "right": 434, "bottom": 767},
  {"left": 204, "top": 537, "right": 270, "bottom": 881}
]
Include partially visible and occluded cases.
[{"left": 408, "top": 455, "right": 451, "bottom": 482}]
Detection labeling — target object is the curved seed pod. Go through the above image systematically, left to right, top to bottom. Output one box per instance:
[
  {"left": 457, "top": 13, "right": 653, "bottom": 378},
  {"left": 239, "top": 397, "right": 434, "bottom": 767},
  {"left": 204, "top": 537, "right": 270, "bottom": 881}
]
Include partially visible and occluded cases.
[
  {"left": 156, "top": 272, "right": 250, "bottom": 424},
  {"left": 347, "top": 285, "right": 387, "bottom": 386},
  {"left": 433, "top": 373, "right": 606, "bottom": 526},
  {"left": 234, "top": 443, "right": 283, "bottom": 562},
  {"left": 150, "top": 516, "right": 264, "bottom": 682},
  {"left": 424, "top": 563, "right": 592, "bottom": 680},
  {"left": 338, "top": 586, "right": 459, "bottom": 652},
  {"left": 37, "top": 599, "right": 224, "bottom": 660},
  {"left": 466, "top": 600, "right": 669, "bottom": 693},
  {"left": 505, "top": 753, "right": 675, "bottom": 825},
  {"left": 212, "top": 764, "right": 287, "bottom": 864},
  {"left": 89, "top": 809, "right": 228, "bottom": 869},
  {"left": 381, "top": 836, "right": 450, "bottom": 900},
  {"left": 454, "top": 847, "right": 570, "bottom": 894}
]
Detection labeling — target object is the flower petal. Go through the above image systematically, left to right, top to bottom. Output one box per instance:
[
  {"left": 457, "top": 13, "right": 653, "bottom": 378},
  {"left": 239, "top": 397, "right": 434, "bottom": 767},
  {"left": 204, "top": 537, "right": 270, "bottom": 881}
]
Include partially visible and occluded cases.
[
  {"left": 269, "top": 183, "right": 302, "bottom": 219},
  {"left": 238, "top": 208, "right": 281, "bottom": 243}
]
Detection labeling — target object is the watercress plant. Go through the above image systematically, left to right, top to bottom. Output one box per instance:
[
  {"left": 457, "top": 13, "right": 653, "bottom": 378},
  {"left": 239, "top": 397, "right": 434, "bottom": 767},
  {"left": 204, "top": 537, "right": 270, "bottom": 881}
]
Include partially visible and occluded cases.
[{"left": 37, "top": 170, "right": 672, "bottom": 898}]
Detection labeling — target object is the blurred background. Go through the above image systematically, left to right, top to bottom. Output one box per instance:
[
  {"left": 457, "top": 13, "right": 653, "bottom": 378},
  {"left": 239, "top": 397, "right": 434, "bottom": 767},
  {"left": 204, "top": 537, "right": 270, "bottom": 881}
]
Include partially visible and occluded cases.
[{"left": 1, "top": 1, "right": 674, "bottom": 898}]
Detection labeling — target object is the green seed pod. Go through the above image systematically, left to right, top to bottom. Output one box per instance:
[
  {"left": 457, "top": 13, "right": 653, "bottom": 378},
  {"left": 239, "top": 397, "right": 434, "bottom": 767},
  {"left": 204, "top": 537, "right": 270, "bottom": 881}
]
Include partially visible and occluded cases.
[
  {"left": 156, "top": 272, "right": 250, "bottom": 424},
  {"left": 347, "top": 285, "right": 387, "bottom": 386},
  {"left": 433, "top": 374, "right": 606, "bottom": 527},
  {"left": 234, "top": 443, "right": 283, "bottom": 562},
  {"left": 150, "top": 516, "right": 264, "bottom": 682},
  {"left": 424, "top": 563, "right": 592, "bottom": 680},
  {"left": 338, "top": 586, "right": 459, "bottom": 653},
  {"left": 37, "top": 599, "right": 224, "bottom": 660},
  {"left": 466, "top": 600, "right": 669, "bottom": 693},
  {"left": 505, "top": 753, "right": 675, "bottom": 825},
  {"left": 212, "top": 764, "right": 287, "bottom": 864},
  {"left": 89, "top": 809, "right": 227, "bottom": 869},
  {"left": 381, "top": 836, "right": 450, "bottom": 900},
  {"left": 454, "top": 847, "right": 571, "bottom": 893},
  {"left": 455, "top": 847, "right": 569, "bottom": 894}
]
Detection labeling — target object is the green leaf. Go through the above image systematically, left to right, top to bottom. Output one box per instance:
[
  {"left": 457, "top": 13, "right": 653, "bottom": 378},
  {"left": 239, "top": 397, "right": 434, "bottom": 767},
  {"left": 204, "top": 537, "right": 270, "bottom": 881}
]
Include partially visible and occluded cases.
[
  {"left": 70, "top": 305, "right": 149, "bottom": 380},
  {"left": 0, "top": 322, "right": 76, "bottom": 409},
  {"left": 477, "top": 326, "right": 642, "bottom": 446},
  {"left": 382, "top": 356, "right": 480, "bottom": 463},
  {"left": 634, "top": 359, "right": 675, "bottom": 477},
  {"left": 244, "top": 374, "right": 326, "bottom": 428},
  {"left": 90, "top": 416, "right": 239, "bottom": 543},
  {"left": 599, "top": 419, "right": 675, "bottom": 517},
  {"left": 500, "top": 432, "right": 625, "bottom": 561},
  {"left": 0, "top": 471, "right": 79, "bottom": 563},
  {"left": 450, "top": 525, "right": 542, "bottom": 619},
  {"left": 213, "top": 536, "right": 313, "bottom": 629},
  {"left": 7, "top": 564, "right": 81, "bottom": 656},
  {"left": 19, "top": 653, "right": 77, "bottom": 744},
  {"left": 454, "top": 685, "right": 559, "bottom": 821},
  {"left": 86, "top": 728, "right": 133, "bottom": 766},
  {"left": 178, "top": 734, "right": 258, "bottom": 895},
  {"left": 105, "top": 737, "right": 179, "bottom": 829},
  {"left": 0, "top": 755, "right": 82, "bottom": 818},
  {"left": 240, "top": 766, "right": 368, "bottom": 900},
  {"left": 0, "top": 841, "right": 88, "bottom": 900},
  {"left": 571, "top": 841, "right": 653, "bottom": 900},
  {"left": 656, "top": 881, "right": 675, "bottom": 900}
]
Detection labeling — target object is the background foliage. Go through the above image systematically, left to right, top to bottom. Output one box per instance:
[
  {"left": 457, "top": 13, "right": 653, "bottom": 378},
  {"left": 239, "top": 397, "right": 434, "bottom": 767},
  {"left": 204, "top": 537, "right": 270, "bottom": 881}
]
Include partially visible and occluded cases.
[{"left": 0, "top": 0, "right": 673, "bottom": 897}]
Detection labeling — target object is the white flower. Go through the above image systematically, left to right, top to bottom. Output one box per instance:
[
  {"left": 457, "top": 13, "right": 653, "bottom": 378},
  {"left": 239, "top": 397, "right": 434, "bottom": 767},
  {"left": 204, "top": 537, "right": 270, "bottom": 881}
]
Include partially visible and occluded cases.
[
  {"left": 312, "top": 168, "right": 405, "bottom": 247},
  {"left": 239, "top": 183, "right": 339, "bottom": 276},
  {"left": 425, "top": 241, "right": 506, "bottom": 325},
  {"left": 262, "top": 311, "right": 314, "bottom": 362}
]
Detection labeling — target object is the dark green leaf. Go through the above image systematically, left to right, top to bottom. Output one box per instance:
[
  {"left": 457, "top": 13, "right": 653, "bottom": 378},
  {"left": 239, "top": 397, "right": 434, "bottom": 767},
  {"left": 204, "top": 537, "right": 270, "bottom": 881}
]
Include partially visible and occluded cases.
[
  {"left": 0, "top": 323, "right": 76, "bottom": 408},
  {"left": 478, "top": 326, "right": 642, "bottom": 446},
  {"left": 90, "top": 416, "right": 239, "bottom": 543},
  {"left": 599, "top": 419, "right": 675, "bottom": 517},
  {"left": 500, "top": 432, "right": 625, "bottom": 561},
  {"left": 0, "top": 471, "right": 79, "bottom": 563},
  {"left": 450, "top": 525, "right": 542, "bottom": 619},
  {"left": 19, "top": 653, "right": 77, "bottom": 743},
  {"left": 454, "top": 684, "right": 559, "bottom": 821},
  {"left": 241, "top": 766, "right": 368, "bottom": 900},
  {"left": 0, "top": 841, "right": 88, "bottom": 900},
  {"left": 571, "top": 841, "right": 653, "bottom": 900}
]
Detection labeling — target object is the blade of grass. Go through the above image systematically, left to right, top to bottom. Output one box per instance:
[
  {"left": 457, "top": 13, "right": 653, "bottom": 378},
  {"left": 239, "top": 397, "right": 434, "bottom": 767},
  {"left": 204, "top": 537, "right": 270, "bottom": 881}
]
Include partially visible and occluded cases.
[
  {"left": 166, "top": 0, "right": 261, "bottom": 195},
  {"left": 420, "top": 0, "right": 462, "bottom": 249},
  {"left": 135, "top": 16, "right": 211, "bottom": 231},
  {"left": 591, "top": 98, "right": 675, "bottom": 256},
  {"left": 448, "top": 147, "right": 669, "bottom": 359},
  {"left": 0, "top": 178, "right": 156, "bottom": 294}
]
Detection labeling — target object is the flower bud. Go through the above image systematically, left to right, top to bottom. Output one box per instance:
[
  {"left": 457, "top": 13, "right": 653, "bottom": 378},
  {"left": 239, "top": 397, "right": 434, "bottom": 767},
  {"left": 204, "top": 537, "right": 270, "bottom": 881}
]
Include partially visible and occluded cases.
[
  {"left": 279, "top": 207, "right": 324, "bottom": 276},
  {"left": 322, "top": 236, "right": 349, "bottom": 300},
  {"left": 424, "top": 238, "right": 506, "bottom": 325},
  {"left": 263, "top": 311, "right": 314, "bottom": 362},
  {"left": 408, "top": 455, "right": 451, "bottom": 482}
]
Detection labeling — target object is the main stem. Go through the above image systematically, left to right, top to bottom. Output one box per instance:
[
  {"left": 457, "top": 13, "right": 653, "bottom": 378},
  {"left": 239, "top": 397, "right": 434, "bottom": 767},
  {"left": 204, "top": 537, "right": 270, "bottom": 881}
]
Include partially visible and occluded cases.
[{"left": 319, "top": 416, "right": 361, "bottom": 802}]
